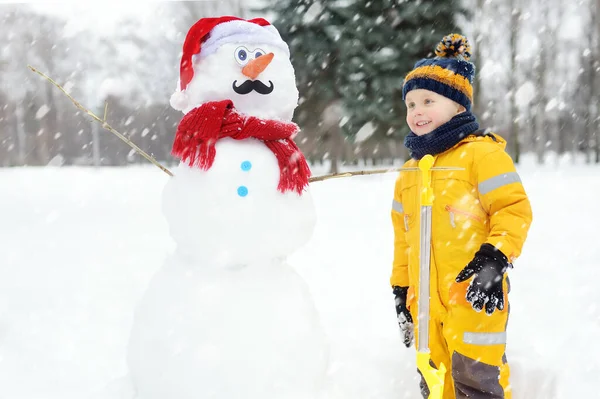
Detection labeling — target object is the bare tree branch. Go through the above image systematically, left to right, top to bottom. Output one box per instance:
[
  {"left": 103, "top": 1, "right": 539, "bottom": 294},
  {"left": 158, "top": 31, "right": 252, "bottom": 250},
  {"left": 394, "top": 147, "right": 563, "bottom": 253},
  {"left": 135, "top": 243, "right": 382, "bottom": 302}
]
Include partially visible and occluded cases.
[
  {"left": 28, "top": 65, "right": 173, "bottom": 177},
  {"left": 308, "top": 167, "right": 463, "bottom": 183}
]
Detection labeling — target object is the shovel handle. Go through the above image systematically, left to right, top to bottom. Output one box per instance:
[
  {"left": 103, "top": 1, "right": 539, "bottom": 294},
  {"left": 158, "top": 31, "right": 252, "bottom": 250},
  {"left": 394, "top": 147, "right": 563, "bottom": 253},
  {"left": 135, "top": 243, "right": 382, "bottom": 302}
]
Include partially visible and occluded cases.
[
  {"left": 416, "top": 154, "right": 447, "bottom": 397},
  {"left": 418, "top": 155, "right": 435, "bottom": 206}
]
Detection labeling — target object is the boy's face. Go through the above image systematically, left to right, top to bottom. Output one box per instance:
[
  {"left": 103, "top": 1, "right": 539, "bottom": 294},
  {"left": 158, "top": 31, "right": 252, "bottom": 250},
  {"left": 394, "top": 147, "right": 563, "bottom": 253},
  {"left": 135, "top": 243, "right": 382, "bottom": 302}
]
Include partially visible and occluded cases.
[{"left": 405, "top": 89, "right": 465, "bottom": 136}]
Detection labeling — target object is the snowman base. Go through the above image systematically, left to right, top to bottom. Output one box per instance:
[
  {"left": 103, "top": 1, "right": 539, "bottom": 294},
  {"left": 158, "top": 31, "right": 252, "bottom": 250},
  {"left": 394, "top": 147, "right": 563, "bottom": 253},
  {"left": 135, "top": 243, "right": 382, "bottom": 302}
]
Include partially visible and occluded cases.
[{"left": 127, "top": 254, "right": 329, "bottom": 399}]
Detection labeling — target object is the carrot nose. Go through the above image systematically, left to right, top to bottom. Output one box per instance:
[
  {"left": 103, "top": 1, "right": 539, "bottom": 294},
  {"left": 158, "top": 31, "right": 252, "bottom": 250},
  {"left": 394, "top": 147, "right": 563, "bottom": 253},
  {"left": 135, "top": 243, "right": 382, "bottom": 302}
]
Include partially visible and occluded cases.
[{"left": 241, "top": 53, "right": 274, "bottom": 80}]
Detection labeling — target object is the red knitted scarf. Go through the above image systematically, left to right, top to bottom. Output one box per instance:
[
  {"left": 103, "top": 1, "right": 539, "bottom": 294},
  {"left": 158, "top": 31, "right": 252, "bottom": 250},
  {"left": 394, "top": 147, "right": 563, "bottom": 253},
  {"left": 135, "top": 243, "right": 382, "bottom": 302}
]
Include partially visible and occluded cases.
[{"left": 171, "top": 100, "right": 311, "bottom": 194}]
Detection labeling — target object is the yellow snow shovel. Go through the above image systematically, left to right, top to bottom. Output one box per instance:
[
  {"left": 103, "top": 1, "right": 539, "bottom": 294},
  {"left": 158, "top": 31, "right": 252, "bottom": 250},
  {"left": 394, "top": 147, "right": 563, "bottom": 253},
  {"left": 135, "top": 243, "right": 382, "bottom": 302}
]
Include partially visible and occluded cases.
[{"left": 416, "top": 154, "right": 447, "bottom": 398}]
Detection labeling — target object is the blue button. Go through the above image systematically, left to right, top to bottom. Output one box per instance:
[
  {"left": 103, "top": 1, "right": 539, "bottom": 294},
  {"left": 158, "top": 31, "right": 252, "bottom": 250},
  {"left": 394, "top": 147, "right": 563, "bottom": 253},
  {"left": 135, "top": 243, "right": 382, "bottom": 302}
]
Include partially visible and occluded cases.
[
  {"left": 241, "top": 161, "right": 252, "bottom": 171},
  {"left": 237, "top": 186, "right": 249, "bottom": 197}
]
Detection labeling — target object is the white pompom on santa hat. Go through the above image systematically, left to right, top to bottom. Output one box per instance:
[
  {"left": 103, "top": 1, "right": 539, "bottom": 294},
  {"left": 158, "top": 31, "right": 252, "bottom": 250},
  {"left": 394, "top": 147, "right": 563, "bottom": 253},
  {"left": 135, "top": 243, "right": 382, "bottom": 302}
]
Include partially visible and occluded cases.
[{"left": 170, "top": 16, "right": 290, "bottom": 111}]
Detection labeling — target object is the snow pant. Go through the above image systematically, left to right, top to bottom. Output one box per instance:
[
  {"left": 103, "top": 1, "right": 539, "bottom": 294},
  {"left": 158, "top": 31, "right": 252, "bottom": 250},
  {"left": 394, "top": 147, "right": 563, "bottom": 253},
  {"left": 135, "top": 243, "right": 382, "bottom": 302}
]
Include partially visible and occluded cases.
[{"left": 409, "top": 278, "right": 511, "bottom": 399}]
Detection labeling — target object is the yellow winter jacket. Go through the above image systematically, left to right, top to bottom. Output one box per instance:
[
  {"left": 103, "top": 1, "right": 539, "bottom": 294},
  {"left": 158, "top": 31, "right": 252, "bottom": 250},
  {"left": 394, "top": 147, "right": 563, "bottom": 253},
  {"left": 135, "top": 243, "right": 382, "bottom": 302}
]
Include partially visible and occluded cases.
[{"left": 390, "top": 133, "right": 532, "bottom": 312}]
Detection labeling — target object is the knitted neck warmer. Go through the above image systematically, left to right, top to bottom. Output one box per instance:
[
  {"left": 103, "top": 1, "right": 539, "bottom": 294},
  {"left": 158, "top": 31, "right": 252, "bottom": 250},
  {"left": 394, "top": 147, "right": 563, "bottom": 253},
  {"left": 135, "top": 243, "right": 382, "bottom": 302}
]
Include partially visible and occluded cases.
[{"left": 404, "top": 111, "right": 480, "bottom": 160}]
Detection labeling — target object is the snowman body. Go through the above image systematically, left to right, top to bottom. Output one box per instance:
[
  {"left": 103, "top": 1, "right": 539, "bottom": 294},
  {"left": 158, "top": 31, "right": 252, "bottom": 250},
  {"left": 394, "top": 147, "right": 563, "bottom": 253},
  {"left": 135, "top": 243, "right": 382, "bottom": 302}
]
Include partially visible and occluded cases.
[
  {"left": 127, "top": 18, "right": 329, "bottom": 399},
  {"left": 160, "top": 139, "right": 316, "bottom": 265},
  {"left": 127, "top": 255, "right": 328, "bottom": 399}
]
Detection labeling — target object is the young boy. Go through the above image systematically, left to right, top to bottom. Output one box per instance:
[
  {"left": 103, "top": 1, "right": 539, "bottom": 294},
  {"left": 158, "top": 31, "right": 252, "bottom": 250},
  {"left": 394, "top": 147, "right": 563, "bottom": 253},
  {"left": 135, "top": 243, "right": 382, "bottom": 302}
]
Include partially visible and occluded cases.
[{"left": 390, "top": 34, "right": 532, "bottom": 399}]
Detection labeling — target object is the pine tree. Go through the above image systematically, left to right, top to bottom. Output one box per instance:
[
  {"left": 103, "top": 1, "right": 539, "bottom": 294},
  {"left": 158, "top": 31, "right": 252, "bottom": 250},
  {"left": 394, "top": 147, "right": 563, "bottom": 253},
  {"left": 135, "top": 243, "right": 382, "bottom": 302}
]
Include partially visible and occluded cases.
[
  {"left": 267, "top": 0, "right": 466, "bottom": 149},
  {"left": 266, "top": 1, "right": 348, "bottom": 150}
]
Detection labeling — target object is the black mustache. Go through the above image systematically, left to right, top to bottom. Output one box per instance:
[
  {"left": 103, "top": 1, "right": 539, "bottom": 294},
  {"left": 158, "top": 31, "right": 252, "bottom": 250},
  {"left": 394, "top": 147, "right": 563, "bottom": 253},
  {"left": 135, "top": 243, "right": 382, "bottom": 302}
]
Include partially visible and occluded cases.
[{"left": 232, "top": 79, "right": 274, "bottom": 95}]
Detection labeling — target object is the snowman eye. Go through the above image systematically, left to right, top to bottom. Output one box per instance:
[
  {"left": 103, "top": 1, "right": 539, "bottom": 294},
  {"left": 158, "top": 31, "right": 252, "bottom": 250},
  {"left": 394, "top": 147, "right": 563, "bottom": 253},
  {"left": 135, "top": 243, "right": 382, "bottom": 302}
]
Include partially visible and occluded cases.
[
  {"left": 234, "top": 46, "right": 250, "bottom": 65},
  {"left": 254, "top": 49, "right": 266, "bottom": 59}
]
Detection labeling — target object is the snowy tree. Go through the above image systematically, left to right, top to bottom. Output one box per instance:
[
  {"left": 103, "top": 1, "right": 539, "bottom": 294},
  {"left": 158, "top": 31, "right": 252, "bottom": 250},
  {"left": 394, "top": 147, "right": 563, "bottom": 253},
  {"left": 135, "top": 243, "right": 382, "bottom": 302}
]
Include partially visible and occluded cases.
[
  {"left": 266, "top": 0, "right": 348, "bottom": 169},
  {"left": 268, "top": 0, "right": 465, "bottom": 168},
  {"left": 466, "top": 0, "right": 591, "bottom": 163},
  {"left": 507, "top": 0, "right": 522, "bottom": 162},
  {"left": 530, "top": 0, "right": 566, "bottom": 164},
  {"left": 576, "top": 0, "right": 600, "bottom": 163},
  {"left": 0, "top": 5, "right": 71, "bottom": 165}
]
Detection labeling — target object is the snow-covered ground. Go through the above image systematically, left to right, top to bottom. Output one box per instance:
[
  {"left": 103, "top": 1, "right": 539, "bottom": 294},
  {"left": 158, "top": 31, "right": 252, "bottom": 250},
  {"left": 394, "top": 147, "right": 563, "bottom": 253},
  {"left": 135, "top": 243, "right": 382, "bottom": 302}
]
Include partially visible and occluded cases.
[{"left": 0, "top": 157, "right": 598, "bottom": 398}]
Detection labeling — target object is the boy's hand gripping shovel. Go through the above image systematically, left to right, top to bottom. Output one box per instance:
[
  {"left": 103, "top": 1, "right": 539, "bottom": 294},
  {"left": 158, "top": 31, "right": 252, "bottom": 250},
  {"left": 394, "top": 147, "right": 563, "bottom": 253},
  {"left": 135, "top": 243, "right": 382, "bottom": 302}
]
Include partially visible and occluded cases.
[{"left": 416, "top": 155, "right": 446, "bottom": 398}]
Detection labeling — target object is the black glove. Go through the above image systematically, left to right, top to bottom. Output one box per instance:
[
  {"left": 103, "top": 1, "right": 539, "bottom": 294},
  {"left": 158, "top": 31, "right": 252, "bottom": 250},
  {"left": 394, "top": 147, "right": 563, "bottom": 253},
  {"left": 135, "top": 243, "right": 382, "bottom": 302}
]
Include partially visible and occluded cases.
[
  {"left": 455, "top": 243, "right": 511, "bottom": 315},
  {"left": 393, "top": 286, "right": 414, "bottom": 348}
]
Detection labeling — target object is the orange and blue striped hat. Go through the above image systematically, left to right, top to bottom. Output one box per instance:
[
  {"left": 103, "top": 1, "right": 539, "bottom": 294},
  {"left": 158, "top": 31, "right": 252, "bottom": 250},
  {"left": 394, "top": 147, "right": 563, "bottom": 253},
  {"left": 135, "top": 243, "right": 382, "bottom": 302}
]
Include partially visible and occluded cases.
[{"left": 402, "top": 34, "right": 475, "bottom": 111}]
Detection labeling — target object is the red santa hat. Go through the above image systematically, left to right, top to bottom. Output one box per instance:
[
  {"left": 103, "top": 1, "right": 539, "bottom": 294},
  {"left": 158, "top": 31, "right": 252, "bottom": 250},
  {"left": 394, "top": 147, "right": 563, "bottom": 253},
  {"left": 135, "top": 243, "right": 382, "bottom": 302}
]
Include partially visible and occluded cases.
[{"left": 170, "top": 16, "right": 290, "bottom": 111}]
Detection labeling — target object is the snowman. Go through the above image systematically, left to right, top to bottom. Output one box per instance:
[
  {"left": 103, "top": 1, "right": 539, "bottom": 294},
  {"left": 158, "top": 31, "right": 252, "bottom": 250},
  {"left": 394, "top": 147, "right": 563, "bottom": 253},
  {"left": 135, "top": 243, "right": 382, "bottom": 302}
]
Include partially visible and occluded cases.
[{"left": 126, "top": 16, "right": 329, "bottom": 399}]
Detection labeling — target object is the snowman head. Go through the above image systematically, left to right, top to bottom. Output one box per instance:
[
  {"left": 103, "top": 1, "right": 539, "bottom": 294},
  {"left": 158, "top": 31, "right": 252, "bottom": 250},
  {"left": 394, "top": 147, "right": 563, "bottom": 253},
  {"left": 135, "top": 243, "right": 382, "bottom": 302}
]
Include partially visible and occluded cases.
[{"left": 170, "top": 17, "right": 299, "bottom": 121}]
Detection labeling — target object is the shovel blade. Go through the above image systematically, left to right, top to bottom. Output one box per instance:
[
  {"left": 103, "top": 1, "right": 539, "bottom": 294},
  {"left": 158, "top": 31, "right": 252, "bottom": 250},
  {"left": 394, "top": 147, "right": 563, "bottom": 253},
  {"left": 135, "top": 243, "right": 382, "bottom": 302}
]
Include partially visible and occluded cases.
[{"left": 417, "top": 351, "right": 446, "bottom": 399}]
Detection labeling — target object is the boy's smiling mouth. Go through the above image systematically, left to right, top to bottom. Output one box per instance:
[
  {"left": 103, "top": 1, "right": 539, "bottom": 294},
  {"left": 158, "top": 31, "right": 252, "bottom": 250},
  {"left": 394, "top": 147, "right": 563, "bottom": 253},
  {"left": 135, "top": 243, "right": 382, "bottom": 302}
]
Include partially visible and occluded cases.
[{"left": 416, "top": 121, "right": 431, "bottom": 127}]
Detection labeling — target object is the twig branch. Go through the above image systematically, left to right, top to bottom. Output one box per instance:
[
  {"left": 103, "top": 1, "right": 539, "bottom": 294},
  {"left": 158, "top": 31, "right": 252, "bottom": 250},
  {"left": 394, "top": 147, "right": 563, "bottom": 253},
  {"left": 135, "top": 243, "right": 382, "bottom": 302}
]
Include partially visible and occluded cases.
[
  {"left": 28, "top": 65, "right": 173, "bottom": 177},
  {"left": 308, "top": 166, "right": 464, "bottom": 183}
]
